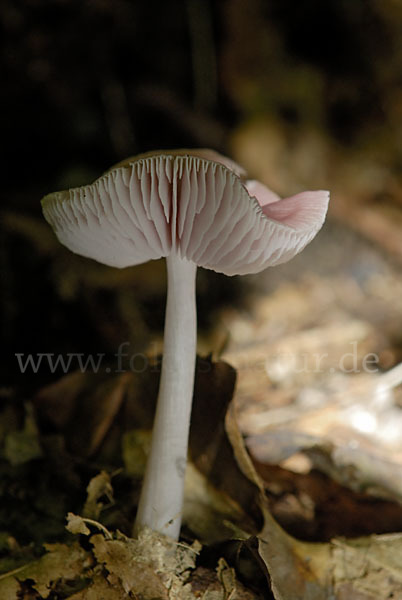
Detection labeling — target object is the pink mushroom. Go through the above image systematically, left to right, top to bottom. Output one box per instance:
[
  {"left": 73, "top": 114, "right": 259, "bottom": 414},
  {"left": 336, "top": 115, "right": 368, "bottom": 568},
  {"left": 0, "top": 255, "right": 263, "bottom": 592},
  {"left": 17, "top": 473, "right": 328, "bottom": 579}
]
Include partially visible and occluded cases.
[{"left": 41, "top": 149, "right": 329, "bottom": 540}]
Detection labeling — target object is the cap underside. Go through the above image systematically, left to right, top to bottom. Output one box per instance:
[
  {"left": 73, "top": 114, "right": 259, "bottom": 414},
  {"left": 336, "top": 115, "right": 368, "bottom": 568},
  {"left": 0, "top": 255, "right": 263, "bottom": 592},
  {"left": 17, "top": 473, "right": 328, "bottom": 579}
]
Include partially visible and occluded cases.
[{"left": 42, "top": 154, "right": 328, "bottom": 276}]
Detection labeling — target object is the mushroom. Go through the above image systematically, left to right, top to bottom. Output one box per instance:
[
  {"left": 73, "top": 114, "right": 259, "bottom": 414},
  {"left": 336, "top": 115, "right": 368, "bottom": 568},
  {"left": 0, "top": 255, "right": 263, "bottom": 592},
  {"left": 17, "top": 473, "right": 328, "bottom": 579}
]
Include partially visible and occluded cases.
[{"left": 41, "top": 149, "right": 329, "bottom": 540}]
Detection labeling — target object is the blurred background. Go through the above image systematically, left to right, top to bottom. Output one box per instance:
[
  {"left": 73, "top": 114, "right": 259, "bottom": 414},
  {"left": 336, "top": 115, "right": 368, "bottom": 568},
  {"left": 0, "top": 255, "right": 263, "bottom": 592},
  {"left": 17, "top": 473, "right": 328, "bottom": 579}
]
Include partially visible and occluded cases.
[
  {"left": 2, "top": 0, "right": 402, "bottom": 550},
  {"left": 2, "top": 0, "right": 402, "bottom": 388}
]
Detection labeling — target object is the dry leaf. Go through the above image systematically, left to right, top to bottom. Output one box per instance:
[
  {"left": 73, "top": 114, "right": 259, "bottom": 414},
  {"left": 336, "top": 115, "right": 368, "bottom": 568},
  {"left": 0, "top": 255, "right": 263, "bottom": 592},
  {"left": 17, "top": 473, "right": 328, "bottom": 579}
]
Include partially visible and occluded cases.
[
  {"left": 223, "top": 387, "right": 402, "bottom": 599},
  {"left": 183, "top": 462, "right": 248, "bottom": 544},
  {"left": 83, "top": 471, "right": 114, "bottom": 519},
  {"left": 66, "top": 513, "right": 91, "bottom": 536},
  {"left": 91, "top": 528, "right": 201, "bottom": 599},
  {"left": 331, "top": 535, "right": 402, "bottom": 599},
  {"left": 0, "top": 543, "right": 89, "bottom": 599},
  {"left": 68, "top": 576, "right": 129, "bottom": 600}
]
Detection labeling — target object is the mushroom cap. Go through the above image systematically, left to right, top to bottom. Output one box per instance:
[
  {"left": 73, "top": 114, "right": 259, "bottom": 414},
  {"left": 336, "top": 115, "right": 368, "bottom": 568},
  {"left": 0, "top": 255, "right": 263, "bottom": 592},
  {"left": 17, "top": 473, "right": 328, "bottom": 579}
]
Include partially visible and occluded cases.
[{"left": 41, "top": 149, "right": 329, "bottom": 276}]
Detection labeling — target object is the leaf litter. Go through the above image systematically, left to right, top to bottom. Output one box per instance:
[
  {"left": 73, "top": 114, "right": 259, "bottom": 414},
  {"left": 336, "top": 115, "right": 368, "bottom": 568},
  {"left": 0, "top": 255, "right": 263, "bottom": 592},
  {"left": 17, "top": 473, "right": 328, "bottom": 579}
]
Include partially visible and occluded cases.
[
  {"left": 3, "top": 203, "right": 402, "bottom": 597},
  {"left": 2, "top": 350, "right": 402, "bottom": 598}
]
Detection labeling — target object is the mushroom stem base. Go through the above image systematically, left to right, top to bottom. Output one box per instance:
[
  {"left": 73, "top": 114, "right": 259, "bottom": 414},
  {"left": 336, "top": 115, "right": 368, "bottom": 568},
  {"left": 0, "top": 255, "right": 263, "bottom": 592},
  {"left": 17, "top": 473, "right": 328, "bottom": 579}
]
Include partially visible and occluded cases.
[{"left": 134, "top": 254, "right": 197, "bottom": 540}]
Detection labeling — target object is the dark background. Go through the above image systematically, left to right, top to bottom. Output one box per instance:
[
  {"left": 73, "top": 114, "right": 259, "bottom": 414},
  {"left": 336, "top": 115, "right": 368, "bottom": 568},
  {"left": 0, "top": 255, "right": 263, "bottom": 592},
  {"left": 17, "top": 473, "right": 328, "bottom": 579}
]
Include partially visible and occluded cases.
[{"left": 2, "top": 0, "right": 402, "bottom": 386}]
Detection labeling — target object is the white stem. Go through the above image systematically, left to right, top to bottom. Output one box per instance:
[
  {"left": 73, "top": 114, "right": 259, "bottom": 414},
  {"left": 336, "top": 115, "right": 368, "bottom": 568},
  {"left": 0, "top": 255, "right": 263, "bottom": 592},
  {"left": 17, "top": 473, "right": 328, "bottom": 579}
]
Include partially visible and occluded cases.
[{"left": 134, "top": 254, "right": 197, "bottom": 540}]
